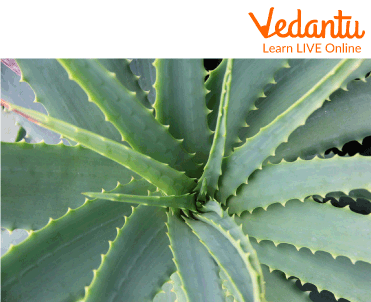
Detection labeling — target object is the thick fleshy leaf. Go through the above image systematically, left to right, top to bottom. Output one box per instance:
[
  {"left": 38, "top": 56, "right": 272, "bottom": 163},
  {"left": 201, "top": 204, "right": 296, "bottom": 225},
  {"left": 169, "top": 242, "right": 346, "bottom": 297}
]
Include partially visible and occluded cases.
[
  {"left": 16, "top": 59, "right": 122, "bottom": 143},
  {"left": 57, "top": 59, "right": 200, "bottom": 177},
  {"left": 98, "top": 59, "right": 152, "bottom": 108},
  {"left": 130, "top": 59, "right": 156, "bottom": 104},
  {"left": 154, "top": 59, "right": 212, "bottom": 164},
  {"left": 197, "top": 59, "right": 233, "bottom": 198},
  {"left": 205, "top": 59, "right": 228, "bottom": 131},
  {"left": 218, "top": 59, "right": 371, "bottom": 203},
  {"left": 222, "top": 59, "right": 289, "bottom": 156},
  {"left": 240, "top": 59, "right": 371, "bottom": 140},
  {"left": 1, "top": 64, "right": 61, "bottom": 143},
  {"left": 269, "top": 77, "right": 371, "bottom": 163},
  {"left": 2, "top": 101, "right": 196, "bottom": 196},
  {"left": 1, "top": 141, "right": 139, "bottom": 230},
  {"left": 228, "top": 155, "right": 371, "bottom": 213},
  {"left": 109, "top": 177, "right": 157, "bottom": 196},
  {"left": 83, "top": 193, "right": 197, "bottom": 211},
  {"left": 1, "top": 198, "right": 134, "bottom": 302},
  {"left": 237, "top": 198, "right": 371, "bottom": 263},
  {"left": 186, "top": 201, "right": 265, "bottom": 302},
  {"left": 197, "top": 201, "right": 265, "bottom": 297},
  {"left": 83, "top": 206, "right": 175, "bottom": 302},
  {"left": 166, "top": 209, "right": 224, "bottom": 302},
  {"left": 251, "top": 239, "right": 371, "bottom": 302},
  {"left": 262, "top": 266, "right": 311, "bottom": 302},
  {"left": 219, "top": 269, "right": 238, "bottom": 301},
  {"left": 171, "top": 272, "right": 188, "bottom": 302},
  {"left": 153, "top": 278, "right": 176, "bottom": 302},
  {"left": 225, "top": 296, "right": 237, "bottom": 302}
]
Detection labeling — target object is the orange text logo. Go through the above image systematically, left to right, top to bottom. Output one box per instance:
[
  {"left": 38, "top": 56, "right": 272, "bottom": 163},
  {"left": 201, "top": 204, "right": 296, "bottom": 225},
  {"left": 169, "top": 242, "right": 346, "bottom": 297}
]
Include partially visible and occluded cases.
[{"left": 249, "top": 8, "right": 365, "bottom": 39}]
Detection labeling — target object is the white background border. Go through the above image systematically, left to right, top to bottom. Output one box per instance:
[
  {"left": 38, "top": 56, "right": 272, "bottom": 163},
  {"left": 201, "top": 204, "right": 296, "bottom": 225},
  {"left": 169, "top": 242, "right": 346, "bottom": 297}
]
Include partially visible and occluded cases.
[{"left": 1, "top": 0, "right": 370, "bottom": 58}]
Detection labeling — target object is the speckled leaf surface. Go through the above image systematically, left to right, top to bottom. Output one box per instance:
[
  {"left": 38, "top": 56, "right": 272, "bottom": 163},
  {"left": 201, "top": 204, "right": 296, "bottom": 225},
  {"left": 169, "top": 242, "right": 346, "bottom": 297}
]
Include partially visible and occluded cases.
[
  {"left": 2, "top": 58, "right": 371, "bottom": 302},
  {"left": 16, "top": 59, "right": 123, "bottom": 143},
  {"left": 57, "top": 59, "right": 200, "bottom": 177},
  {"left": 98, "top": 59, "right": 152, "bottom": 108},
  {"left": 130, "top": 59, "right": 156, "bottom": 104},
  {"left": 154, "top": 59, "right": 212, "bottom": 164},
  {"left": 218, "top": 59, "right": 371, "bottom": 203},
  {"left": 222, "top": 59, "right": 289, "bottom": 156},
  {"left": 240, "top": 59, "right": 371, "bottom": 140},
  {"left": 268, "top": 78, "right": 371, "bottom": 163},
  {"left": 1, "top": 101, "right": 196, "bottom": 196},
  {"left": 1, "top": 141, "right": 139, "bottom": 230},
  {"left": 228, "top": 155, "right": 371, "bottom": 213},
  {"left": 1, "top": 176, "right": 155, "bottom": 302},
  {"left": 84, "top": 193, "right": 197, "bottom": 211},
  {"left": 237, "top": 198, "right": 371, "bottom": 263},
  {"left": 1, "top": 199, "right": 134, "bottom": 302},
  {"left": 186, "top": 201, "right": 265, "bottom": 302},
  {"left": 84, "top": 206, "right": 174, "bottom": 302},
  {"left": 166, "top": 209, "right": 224, "bottom": 302},
  {"left": 251, "top": 239, "right": 371, "bottom": 302},
  {"left": 262, "top": 266, "right": 311, "bottom": 302}
]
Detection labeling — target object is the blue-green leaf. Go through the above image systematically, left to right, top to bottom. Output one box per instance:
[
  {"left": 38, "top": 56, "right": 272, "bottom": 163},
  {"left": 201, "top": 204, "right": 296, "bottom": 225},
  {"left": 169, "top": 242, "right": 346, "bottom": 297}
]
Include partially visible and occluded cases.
[
  {"left": 154, "top": 59, "right": 212, "bottom": 164},
  {"left": 83, "top": 206, "right": 174, "bottom": 302},
  {"left": 166, "top": 209, "right": 224, "bottom": 302}
]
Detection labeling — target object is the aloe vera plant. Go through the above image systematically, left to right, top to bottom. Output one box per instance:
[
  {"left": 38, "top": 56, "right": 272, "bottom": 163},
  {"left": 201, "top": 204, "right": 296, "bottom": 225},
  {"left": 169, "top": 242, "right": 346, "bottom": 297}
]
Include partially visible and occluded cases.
[{"left": 1, "top": 58, "right": 371, "bottom": 302}]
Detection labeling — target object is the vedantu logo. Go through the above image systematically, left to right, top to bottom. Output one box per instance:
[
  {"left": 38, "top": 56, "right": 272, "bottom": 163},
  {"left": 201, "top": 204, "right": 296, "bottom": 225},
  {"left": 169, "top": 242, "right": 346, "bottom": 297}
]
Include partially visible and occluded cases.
[{"left": 249, "top": 7, "right": 365, "bottom": 39}]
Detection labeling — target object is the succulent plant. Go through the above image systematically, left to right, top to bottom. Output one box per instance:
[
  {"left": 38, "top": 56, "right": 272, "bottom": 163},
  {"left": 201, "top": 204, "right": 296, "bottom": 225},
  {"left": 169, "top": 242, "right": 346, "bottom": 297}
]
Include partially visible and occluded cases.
[{"left": 1, "top": 58, "right": 371, "bottom": 302}]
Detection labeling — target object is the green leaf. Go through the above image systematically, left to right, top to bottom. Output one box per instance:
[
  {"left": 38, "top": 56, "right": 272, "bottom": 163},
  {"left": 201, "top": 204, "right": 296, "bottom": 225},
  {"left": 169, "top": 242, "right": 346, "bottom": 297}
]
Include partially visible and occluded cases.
[
  {"left": 16, "top": 59, "right": 122, "bottom": 143},
  {"left": 57, "top": 59, "right": 200, "bottom": 177},
  {"left": 98, "top": 59, "right": 152, "bottom": 108},
  {"left": 130, "top": 59, "right": 156, "bottom": 104},
  {"left": 154, "top": 59, "right": 212, "bottom": 164},
  {"left": 197, "top": 59, "right": 233, "bottom": 198},
  {"left": 205, "top": 59, "right": 228, "bottom": 131},
  {"left": 218, "top": 59, "right": 371, "bottom": 203},
  {"left": 222, "top": 59, "right": 289, "bottom": 156},
  {"left": 240, "top": 59, "right": 371, "bottom": 140},
  {"left": 240, "top": 59, "right": 340, "bottom": 141},
  {"left": 1, "top": 64, "right": 62, "bottom": 143},
  {"left": 269, "top": 77, "right": 371, "bottom": 163},
  {"left": 2, "top": 101, "right": 196, "bottom": 196},
  {"left": 14, "top": 126, "right": 26, "bottom": 142},
  {"left": 1, "top": 141, "right": 140, "bottom": 230},
  {"left": 228, "top": 155, "right": 371, "bottom": 213},
  {"left": 109, "top": 177, "right": 157, "bottom": 196},
  {"left": 83, "top": 193, "right": 197, "bottom": 211},
  {"left": 1, "top": 198, "right": 134, "bottom": 302},
  {"left": 236, "top": 198, "right": 371, "bottom": 264},
  {"left": 186, "top": 201, "right": 265, "bottom": 302},
  {"left": 198, "top": 201, "right": 265, "bottom": 297},
  {"left": 83, "top": 206, "right": 175, "bottom": 302},
  {"left": 166, "top": 209, "right": 224, "bottom": 302},
  {"left": 251, "top": 239, "right": 371, "bottom": 302},
  {"left": 262, "top": 266, "right": 311, "bottom": 302},
  {"left": 219, "top": 269, "right": 238, "bottom": 301},
  {"left": 171, "top": 272, "right": 188, "bottom": 302},
  {"left": 153, "top": 278, "right": 176, "bottom": 302},
  {"left": 225, "top": 296, "right": 237, "bottom": 302}
]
